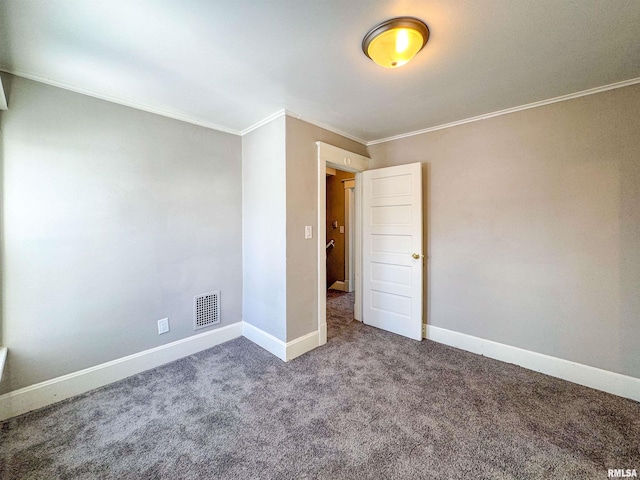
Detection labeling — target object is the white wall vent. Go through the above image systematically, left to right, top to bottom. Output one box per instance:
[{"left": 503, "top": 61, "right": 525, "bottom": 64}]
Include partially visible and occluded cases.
[{"left": 194, "top": 291, "right": 220, "bottom": 330}]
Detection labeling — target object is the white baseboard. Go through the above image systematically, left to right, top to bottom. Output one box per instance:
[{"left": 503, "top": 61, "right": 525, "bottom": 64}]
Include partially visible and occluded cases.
[
  {"left": 329, "top": 281, "right": 346, "bottom": 292},
  {"left": 242, "top": 322, "right": 320, "bottom": 362},
  {"left": 242, "top": 322, "right": 287, "bottom": 360},
  {"left": 0, "top": 323, "right": 243, "bottom": 421},
  {"left": 319, "top": 323, "right": 327, "bottom": 346},
  {"left": 425, "top": 325, "right": 640, "bottom": 402},
  {"left": 286, "top": 331, "right": 320, "bottom": 361}
]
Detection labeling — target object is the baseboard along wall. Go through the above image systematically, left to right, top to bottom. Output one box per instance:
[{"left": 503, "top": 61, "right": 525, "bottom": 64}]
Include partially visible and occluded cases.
[
  {"left": 0, "top": 321, "right": 322, "bottom": 421},
  {"left": 2, "top": 321, "right": 636, "bottom": 421},
  {"left": 241, "top": 322, "right": 320, "bottom": 362},
  {"left": 0, "top": 323, "right": 243, "bottom": 421},
  {"left": 425, "top": 325, "right": 640, "bottom": 403}
]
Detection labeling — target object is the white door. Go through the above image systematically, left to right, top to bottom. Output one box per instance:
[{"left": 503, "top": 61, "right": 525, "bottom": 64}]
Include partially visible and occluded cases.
[{"left": 362, "top": 163, "right": 423, "bottom": 340}]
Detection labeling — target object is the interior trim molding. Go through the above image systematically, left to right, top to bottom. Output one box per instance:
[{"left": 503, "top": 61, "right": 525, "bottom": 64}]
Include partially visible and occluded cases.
[
  {"left": 0, "top": 67, "right": 242, "bottom": 135},
  {"left": 0, "top": 68, "right": 366, "bottom": 145},
  {"left": 6, "top": 69, "right": 636, "bottom": 151},
  {"left": 367, "top": 77, "right": 640, "bottom": 146},
  {"left": 240, "top": 109, "right": 287, "bottom": 136},
  {"left": 241, "top": 109, "right": 368, "bottom": 146},
  {"left": 282, "top": 109, "right": 368, "bottom": 146},
  {"left": 329, "top": 281, "right": 346, "bottom": 292},
  {"left": 241, "top": 322, "right": 320, "bottom": 362},
  {"left": 242, "top": 322, "right": 287, "bottom": 360},
  {"left": 0, "top": 323, "right": 243, "bottom": 421},
  {"left": 319, "top": 323, "right": 328, "bottom": 347},
  {"left": 425, "top": 325, "right": 640, "bottom": 402},
  {"left": 285, "top": 331, "right": 321, "bottom": 362}
]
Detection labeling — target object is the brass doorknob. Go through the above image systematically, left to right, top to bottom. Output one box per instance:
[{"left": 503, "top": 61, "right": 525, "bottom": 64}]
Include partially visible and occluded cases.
[{"left": 412, "top": 253, "right": 420, "bottom": 259}]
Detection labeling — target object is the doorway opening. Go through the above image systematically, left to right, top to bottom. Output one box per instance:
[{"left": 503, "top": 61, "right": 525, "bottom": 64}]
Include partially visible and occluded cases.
[
  {"left": 316, "top": 141, "right": 369, "bottom": 346},
  {"left": 317, "top": 142, "right": 424, "bottom": 346},
  {"left": 325, "top": 168, "right": 357, "bottom": 340},
  {"left": 325, "top": 168, "right": 355, "bottom": 293}
]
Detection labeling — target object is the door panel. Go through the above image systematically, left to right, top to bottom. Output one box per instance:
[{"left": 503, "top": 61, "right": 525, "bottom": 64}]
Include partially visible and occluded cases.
[{"left": 362, "top": 163, "right": 422, "bottom": 340}]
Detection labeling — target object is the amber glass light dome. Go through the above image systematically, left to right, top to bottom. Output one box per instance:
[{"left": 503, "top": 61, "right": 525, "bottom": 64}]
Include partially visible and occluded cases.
[{"left": 362, "top": 17, "right": 429, "bottom": 68}]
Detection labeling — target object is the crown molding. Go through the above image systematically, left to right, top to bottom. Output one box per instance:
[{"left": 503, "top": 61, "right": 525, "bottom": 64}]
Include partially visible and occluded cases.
[
  {"left": 1, "top": 66, "right": 366, "bottom": 145},
  {"left": 0, "top": 67, "right": 242, "bottom": 135},
  {"left": 4, "top": 67, "right": 638, "bottom": 148},
  {"left": 367, "top": 77, "right": 640, "bottom": 146},
  {"left": 242, "top": 108, "right": 368, "bottom": 146},
  {"left": 240, "top": 109, "right": 288, "bottom": 135},
  {"left": 283, "top": 110, "right": 368, "bottom": 146}
]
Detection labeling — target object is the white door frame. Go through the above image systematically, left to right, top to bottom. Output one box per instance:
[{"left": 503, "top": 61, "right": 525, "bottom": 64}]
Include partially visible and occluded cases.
[
  {"left": 317, "top": 142, "right": 369, "bottom": 346},
  {"left": 344, "top": 182, "right": 355, "bottom": 293}
]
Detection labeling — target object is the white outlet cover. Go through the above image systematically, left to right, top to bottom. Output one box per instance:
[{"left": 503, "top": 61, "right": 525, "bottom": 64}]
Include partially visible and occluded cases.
[
  {"left": 305, "top": 226, "right": 312, "bottom": 239},
  {"left": 158, "top": 318, "right": 169, "bottom": 334}
]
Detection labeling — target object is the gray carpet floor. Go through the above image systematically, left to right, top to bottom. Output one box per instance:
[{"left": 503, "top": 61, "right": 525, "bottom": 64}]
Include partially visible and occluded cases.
[{"left": 1, "top": 291, "right": 639, "bottom": 479}]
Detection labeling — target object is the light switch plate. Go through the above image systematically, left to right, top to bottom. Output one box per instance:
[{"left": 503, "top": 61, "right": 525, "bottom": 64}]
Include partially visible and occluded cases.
[{"left": 305, "top": 226, "right": 312, "bottom": 239}]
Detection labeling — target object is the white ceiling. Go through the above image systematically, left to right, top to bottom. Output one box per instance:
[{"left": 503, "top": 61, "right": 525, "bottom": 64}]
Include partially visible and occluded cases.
[{"left": 1, "top": 0, "right": 639, "bottom": 143}]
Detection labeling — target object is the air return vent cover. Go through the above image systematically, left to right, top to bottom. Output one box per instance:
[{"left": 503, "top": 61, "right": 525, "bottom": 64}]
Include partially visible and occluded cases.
[{"left": 194, "top": 291, "right": 220, "bottom": 330}]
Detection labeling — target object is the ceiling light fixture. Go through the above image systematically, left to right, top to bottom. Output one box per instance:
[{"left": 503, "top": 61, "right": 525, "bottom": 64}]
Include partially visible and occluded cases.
[{"left": 362, "top": 17, "right": 429, "bottom": 69}]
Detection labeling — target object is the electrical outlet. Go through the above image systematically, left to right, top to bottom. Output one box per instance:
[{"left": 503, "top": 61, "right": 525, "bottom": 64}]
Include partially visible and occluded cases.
[
  {"left": 157, "top": 318, "right": 169, "bottom": 335},
  {"left": 422, "top": 324, "right": 426, "bottom": 338}
]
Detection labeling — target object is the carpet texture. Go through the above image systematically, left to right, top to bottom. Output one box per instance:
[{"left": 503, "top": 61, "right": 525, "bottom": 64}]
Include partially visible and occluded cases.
[{"left": 1, "top": 291, "right": 639, "bottom": 479}]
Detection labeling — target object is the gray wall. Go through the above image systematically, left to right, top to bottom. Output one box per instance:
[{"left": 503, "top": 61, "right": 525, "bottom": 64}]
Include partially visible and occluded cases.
[
  {"left": 0, "top": 74, "right": 243, "bottom": 394},
  {"left": 367, "top": 84, "right": 640, "bottom": 378},
  {"left": 242, "top": 116, "right": 367, "bottom": 343},
  {"left": 242, "top": 117, "right": 287, "bottom": 341},
  {"left": 285, "top": 117, "right": 368, "bottom": 341}
]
